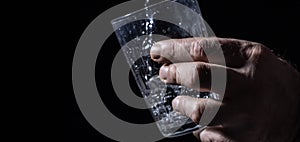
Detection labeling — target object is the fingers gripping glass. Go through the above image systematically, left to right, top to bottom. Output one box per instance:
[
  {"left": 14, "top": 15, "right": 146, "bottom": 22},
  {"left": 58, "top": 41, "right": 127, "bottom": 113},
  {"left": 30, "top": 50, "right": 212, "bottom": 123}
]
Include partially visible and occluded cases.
[{"left": 111, "top": 0, "right": 218, "bottom": 137}]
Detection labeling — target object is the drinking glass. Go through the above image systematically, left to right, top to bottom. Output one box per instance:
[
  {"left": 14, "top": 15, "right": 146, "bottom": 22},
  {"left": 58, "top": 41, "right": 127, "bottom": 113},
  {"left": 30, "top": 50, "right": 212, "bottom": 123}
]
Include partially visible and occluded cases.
[{"left": 111, "top": 0, "right": 219, "bottom": 137}]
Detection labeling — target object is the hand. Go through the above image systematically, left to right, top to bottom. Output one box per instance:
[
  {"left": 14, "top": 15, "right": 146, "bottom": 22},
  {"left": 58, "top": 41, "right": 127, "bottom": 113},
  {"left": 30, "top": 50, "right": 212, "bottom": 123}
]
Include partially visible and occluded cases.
[{"left": 150, "top": 37, "right": 300, "bottom": 142}]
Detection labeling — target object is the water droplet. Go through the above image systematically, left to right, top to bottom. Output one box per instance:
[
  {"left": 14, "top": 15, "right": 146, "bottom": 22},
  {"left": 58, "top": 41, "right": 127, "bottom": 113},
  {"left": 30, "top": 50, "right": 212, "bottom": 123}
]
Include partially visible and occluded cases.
[
  {"left": 179, "top": 22, "right": 182, "bottom": 26},
  {"left": 167, "top": 27, "right": 171, "bottom": 32},
  {"left": 142, "top": 31, "right": 145, "bottom": 34},
  {"left": 144, "top": 44, "right": 150, "bottom": 50}
]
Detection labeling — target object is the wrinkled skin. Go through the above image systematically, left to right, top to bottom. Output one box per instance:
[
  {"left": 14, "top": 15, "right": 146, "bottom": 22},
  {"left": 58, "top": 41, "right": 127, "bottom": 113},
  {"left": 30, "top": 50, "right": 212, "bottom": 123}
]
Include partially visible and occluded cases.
[{"left": 150, "top": 37, "right": 300, "bottom": 142}]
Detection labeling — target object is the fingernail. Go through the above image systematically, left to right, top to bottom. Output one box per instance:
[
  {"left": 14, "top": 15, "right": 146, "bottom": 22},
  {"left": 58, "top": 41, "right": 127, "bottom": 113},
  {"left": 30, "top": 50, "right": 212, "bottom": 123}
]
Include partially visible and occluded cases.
[
  {"left": 150, "top": 43, "right": 161, "bottom": 59},
  {"left": 152, "top": 54, "right": 160, "bottom": 60},
  {"left": 159, "top": 65, "right": 169, "bottom": 81},
  {"left": 172, "top": 98, "right": 179, "bottom": 109}
]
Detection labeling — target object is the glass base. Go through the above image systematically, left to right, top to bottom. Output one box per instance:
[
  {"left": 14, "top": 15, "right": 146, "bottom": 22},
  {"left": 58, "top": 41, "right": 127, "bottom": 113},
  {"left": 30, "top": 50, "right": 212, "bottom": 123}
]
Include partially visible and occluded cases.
[{"left": 160, "top": 119, "right": 207, "bottom": 138}]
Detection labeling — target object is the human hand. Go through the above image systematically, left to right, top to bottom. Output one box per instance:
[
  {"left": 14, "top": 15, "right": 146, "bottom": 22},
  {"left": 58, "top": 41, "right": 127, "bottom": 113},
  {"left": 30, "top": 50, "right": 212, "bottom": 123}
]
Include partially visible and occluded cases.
[{"left": 150, "top": 37, "right": 300, "bottom": 142}]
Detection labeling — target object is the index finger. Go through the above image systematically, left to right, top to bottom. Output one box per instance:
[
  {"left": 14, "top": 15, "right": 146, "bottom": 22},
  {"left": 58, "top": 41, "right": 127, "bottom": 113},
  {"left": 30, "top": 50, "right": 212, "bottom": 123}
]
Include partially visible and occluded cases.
[{"left": 150, "top": 37, "right": 251, "bottom": 68}]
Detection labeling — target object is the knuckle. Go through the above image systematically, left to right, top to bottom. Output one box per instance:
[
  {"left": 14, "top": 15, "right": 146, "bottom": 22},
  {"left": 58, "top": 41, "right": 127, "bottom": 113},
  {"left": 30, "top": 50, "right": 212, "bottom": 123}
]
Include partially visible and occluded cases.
[
  {"left": 197, "top": 38, "right": 208, "bottom": 49},
  {"left": 162, "top": 40, "right": 175, "bottom": 60},
  {"left": 191, "top": 40, "right": 204, "bottom": 60},
  {"left": 242, "top": 42, "right": 263, "bottom": 60},
  {"left": 250, "top": 44, "right": 263, "bottom": 57},
  {"left": 181, "top": 63, "right": 200, "bottom": 89},
  {"left": 169, "top": 64, "right": 177, "bottom": 83},
  {"left": 174, "top": 96, "right": 185, "bottom": 110},
  {"left": 197, "top": 99, "right": 207, "bottom": 114},
  {"left": 190, "top": 105, "right": 201, "bottom": 123},
  {"left": 190, "top": 111, "right": 200, "bottom": 123},
  {"left": 199, "top": 129, "right": 209, "bottom": 141}
]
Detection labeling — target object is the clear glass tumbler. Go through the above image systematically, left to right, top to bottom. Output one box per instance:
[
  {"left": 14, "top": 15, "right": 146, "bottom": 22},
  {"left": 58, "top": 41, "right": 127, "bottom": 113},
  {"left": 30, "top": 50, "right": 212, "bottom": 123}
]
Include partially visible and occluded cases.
[{"left": 111, "top": 0, "right": 218, "bottom": 137}]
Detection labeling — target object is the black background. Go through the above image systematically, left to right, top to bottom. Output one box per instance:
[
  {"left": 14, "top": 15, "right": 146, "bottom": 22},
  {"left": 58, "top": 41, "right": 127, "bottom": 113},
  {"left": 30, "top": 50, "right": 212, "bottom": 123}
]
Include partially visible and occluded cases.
[{"left": 67, "top": 0, "right": 300, "bottom": 141}]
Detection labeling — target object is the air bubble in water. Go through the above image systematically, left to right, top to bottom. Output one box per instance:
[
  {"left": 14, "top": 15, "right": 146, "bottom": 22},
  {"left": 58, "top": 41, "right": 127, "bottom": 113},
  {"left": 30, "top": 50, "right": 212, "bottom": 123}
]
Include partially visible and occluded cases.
[
  {"left": 144, "top": 0, "right": 150, "bottom": 8},
  {"left": 150, "top": 20, "right": 154, "bottom": 24},
  {"left": 148, "top": 66, "right": 152, "bottom": 72}
]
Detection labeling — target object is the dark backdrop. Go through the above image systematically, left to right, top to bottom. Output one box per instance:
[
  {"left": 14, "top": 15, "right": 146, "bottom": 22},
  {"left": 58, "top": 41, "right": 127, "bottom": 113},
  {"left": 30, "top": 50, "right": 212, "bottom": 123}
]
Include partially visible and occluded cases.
[{"left": 67, "top": 0, "right": 300, "bottom": 141}]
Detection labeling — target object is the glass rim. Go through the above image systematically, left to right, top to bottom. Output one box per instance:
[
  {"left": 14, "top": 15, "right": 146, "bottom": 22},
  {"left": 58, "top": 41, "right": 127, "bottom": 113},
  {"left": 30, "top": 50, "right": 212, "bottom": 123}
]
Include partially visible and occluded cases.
[{"left": 111, "top": 0, "right": 172, "bottom": 25}]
